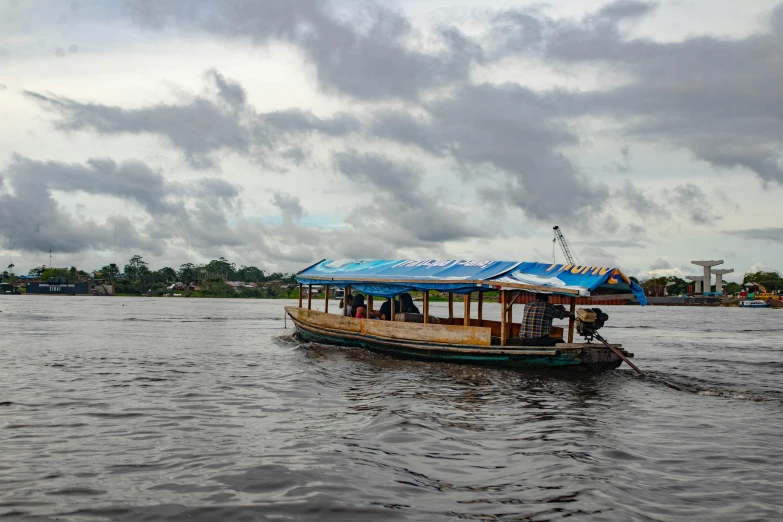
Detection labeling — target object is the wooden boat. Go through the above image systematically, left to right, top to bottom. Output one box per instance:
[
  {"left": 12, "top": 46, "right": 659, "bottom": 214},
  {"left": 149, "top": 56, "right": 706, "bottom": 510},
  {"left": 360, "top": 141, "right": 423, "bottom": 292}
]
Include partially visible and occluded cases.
[
  {"left": 286, "top": 259, "right": 647, "bottom": 373},
  {"left": 0, "top": 283, "right": 20, "bottom": 294}
]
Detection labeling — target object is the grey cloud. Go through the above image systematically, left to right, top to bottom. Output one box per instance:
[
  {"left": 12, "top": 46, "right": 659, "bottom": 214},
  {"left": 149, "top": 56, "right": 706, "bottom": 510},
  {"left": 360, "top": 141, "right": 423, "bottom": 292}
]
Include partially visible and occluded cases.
[
  {"left": 126, "top": 0, "right": 480, "bottom": 100},
  {"left": 596, "top": 0, "right": 656, "bottom": 22},
  {"left": 531, "top": 2, "right": 783, "bottom": 185},
  {"left": 489, "top": 11, "right": 543, "bottom": 56},
  {"left": 206, "top": 69, "right": 246, "bottom": 109},
  {"left": 27, "top": 72, "right": 360, "bottom": 170},
  {"left": 373, "top": 84, "right": 608, "bottom": 221},
  {"left": 26, "top": 89, "right": 246, "bottom": 170},
  {"left": 261, "top": 110, "right": 359, "bottom": 136},
  {"left": 368, "top": 111, "right": 440, "bottom": 153},
  {"left": 611, "top": 145, "right": 631, "bottom": 173},
  {"left": 281, "top": 147, "right": 306, "bottom": 166},
  {"left": 0, "top": 150, "right": 471, "bottom": 271},
  {"left": 334, "top": 150, "right": 422, "bottom": 207},
  {"left": 334, "top": 151, "right": 485, "bottom": 245},
  {"left": 0, "top": 155, "right": 244, "bottom": 254},
  {"left": 5, "top": 155, "right": 178, "bottom": 215},
  {"left": 0, "top": 160, "right": 157, "bottom": 254},
  {"left": 189, "top": 177, "right": 240, "bottom": 200},
  {"left": 616, "top": 180, "right": 669, "bottom": 219},
  {"left": 667, "top": 183, "right": 718, "bottom": 225},
  {"left": 0, "top": 187, "right": 108, "bottom": 254},
  {"left": 271, "top": 192, "right": 305, "bottom": 222},
  {"left": 347, "top": 197, "right": 484, "bottom": 247},
  {"left": 395, "top": 204, "right": 480, "bottom": 244},
  {"left": 109, "top": 215, "right": 166, "bottom": 256},
  {"left": 230, "top": 217, "right": 401, "bottom": 270},
  {"left": 625, "top": 223, "right": 646, "bottom": 240},
  {"left": 726, "top": 227, "right": 783, "bottom": 243},
  {"left": 577, "top": 238, "right": 644, "bottom": 249},
  {"left": 580, "top": 245, "right": 619, "bottom": 267},
  {"left": 650, "top": 257, "right": 671, "bottom": 270}
]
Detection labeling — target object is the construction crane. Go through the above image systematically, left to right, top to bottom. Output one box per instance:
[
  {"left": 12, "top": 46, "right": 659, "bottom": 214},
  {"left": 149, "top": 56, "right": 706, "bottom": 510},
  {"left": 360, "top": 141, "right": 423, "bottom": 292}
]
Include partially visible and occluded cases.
[{"left": 553, "top": 226, "right": 579, "bottom": 265}]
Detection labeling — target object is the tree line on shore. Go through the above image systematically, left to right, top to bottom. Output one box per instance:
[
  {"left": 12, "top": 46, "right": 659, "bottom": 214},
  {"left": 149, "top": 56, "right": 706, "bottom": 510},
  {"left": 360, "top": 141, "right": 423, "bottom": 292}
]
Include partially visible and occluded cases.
[
  {"left": 1, "top": 255, "right": 298, "bottom": 298},
  {"left": 3, "top": 258, "right": 782, "bottom": 299},
  {"left": 631, "top": 271, "right": 783, "bottom": 297}
]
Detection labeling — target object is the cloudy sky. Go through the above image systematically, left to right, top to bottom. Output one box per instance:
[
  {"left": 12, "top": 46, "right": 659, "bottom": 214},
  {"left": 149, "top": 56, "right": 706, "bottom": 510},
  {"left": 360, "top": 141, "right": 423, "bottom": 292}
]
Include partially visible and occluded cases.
[{"left": 1, "top": 0, "right": 782, "bottom": 280}]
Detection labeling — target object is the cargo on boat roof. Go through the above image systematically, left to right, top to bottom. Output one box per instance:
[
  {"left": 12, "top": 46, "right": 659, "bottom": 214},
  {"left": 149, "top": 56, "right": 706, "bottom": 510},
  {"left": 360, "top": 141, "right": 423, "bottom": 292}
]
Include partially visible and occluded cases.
[{"left": 296, "top": 259, "right": 647, "bottom": 304}]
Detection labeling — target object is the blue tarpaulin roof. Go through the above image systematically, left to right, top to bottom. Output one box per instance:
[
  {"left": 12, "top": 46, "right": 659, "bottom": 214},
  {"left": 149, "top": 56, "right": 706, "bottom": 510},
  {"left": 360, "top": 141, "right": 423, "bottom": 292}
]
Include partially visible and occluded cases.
[{"left": 296, "top": 259, "right": 647, "bottom": 304}]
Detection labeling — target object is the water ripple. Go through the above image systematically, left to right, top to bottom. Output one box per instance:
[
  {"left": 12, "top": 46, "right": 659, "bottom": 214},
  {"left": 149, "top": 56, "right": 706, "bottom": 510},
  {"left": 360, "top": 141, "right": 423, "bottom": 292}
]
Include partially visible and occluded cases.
[{"left": 0, "top": 298, "right": 782, "bottom": 521}]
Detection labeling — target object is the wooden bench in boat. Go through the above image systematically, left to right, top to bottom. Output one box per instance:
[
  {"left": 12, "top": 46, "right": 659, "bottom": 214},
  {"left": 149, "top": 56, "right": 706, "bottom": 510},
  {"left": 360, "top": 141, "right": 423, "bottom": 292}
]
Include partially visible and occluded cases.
[
  {"left": 287, "top": 307, "right": 627, "bottom": 353},
  {"left": 291, "top": 307, "right": 493, "bottom": 347},
  {"left": 390, "top": 313, "right": 564, "bottom": 344}
]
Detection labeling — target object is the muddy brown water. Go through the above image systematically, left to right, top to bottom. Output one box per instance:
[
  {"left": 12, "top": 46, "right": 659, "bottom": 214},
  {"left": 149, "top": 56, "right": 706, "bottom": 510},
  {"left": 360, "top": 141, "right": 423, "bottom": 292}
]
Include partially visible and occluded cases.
[{"left": 1, "top": 297, "right": 782, "bottom": 521}]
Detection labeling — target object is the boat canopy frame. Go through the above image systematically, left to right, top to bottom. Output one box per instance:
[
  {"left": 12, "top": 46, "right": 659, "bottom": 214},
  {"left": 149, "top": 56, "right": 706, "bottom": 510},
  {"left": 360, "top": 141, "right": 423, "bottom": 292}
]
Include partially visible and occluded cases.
[
  {"left": 294, "top": 259, "right": 646, "bottom": 346},
  {"left": 295, "top": 259, "right": 646, "bottom": 304}
]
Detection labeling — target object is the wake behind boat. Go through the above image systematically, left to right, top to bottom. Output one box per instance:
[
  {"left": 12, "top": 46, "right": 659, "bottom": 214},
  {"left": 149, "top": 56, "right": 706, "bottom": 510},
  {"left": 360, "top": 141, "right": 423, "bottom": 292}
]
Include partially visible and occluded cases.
[{"left": 285, "top": 259, "right": 647, "bottom": 373}]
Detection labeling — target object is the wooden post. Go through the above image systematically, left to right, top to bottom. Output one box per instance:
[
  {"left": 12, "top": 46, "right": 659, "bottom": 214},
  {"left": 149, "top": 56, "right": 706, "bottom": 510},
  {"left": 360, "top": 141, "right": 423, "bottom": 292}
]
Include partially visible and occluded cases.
[
  {"left": 298, "top": 283, "right": 303, "bottom": 308},
  {"left": 307, "top": 284, "right": 312, "bottom": 310},
  {"left": 324, "top": 285, "right": 329, "bottom": 313},
  {"left": 344, "top": 285, "right": 351, "bottom": 316},
  {"left": 477, "top": 290, "right": 483, "bottom": 325},
  {"left": 500, "top": 290, "right": 507, "bottom": 346},
  {"left": 423, "top": 291, "right": 430, "bottom": 324},
  {"left": 463, "top": 292, "right": 470, "bottom": 327},
  {"left": 508, "top": 292, "right": 513, "bottom": 336},
  {"left": 448, "top": 293, "right": 454, "bottom": 324},
  {"left": 368, "top": 295, "right": 373, "bottom": 316},
  {"left": 390, "top": 296, "right": 396, "bottom": 321},
  {"left": 567, "top": 296, "right": 576, "bottom": 343}
]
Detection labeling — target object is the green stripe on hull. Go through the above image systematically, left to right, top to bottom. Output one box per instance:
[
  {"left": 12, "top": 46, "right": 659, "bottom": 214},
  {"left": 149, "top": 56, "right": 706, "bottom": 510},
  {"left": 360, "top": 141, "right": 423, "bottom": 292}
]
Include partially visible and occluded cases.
[{"left": 295, "top": 325, "right": 584, "bottom": 369}]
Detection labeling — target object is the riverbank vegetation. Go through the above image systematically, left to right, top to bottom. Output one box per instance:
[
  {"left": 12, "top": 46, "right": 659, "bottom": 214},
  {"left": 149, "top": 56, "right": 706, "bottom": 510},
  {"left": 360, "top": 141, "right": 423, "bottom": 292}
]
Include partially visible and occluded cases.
[
  {"left": 3, "top": 254, "right": 298, "bottom": 298},
  {"left": 112, "top": 255, "right": 299, "bottom": 297},
  {"left": 3, "top": 258, "right": 782, "bottom": 300},
  {"left": 633, "top": 271, "right": 783, "bottom": 297}
]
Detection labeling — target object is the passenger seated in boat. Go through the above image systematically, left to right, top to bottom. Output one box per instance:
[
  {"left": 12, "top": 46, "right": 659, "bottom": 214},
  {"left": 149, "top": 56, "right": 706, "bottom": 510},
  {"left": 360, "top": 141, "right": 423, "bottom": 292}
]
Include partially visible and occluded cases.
[
  {"left": 339, "top": 293, "right": 353, "bottom": 316},
  {"left": 399, "top": 293, "right": 420, "bottom": 314},
  {"left": 520, "top": 293, "right": 574, "bottom": 346},
  {"left": 352, "top": 294, "right": 367, "bottom": 319},
  {"left": 376, "top": 297, "right": 400, "bottom": 320}
]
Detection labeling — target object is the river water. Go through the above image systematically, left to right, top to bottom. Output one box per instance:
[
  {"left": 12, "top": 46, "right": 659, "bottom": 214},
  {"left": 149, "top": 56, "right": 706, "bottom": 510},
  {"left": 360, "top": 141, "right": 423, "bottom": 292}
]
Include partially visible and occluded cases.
[{"left": 1, "top": 297, "right": 781, "bottom": 521}]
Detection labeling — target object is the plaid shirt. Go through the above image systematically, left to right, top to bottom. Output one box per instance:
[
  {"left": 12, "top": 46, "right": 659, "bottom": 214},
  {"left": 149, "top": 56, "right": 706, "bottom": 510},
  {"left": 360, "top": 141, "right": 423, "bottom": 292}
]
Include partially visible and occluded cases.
[{"left": 521, "top": 301, "right": 568, "bottom": 339}]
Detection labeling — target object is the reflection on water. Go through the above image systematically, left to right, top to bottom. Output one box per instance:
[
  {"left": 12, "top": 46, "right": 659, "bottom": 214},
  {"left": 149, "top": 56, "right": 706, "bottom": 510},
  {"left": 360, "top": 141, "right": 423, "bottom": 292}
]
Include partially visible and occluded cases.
[{"left": 1, "top": 297, "right": 782, "bottom": 521}]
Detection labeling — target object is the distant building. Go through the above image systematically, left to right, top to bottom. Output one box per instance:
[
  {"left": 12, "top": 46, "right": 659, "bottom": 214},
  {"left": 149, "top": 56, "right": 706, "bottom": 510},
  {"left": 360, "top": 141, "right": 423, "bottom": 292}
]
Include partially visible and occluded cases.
[
  {"left": 26, "top": 278, "right": 92, "bottom": 295},
  {"left": 226, "top": 281, "right": 259, "bottom": 290}
]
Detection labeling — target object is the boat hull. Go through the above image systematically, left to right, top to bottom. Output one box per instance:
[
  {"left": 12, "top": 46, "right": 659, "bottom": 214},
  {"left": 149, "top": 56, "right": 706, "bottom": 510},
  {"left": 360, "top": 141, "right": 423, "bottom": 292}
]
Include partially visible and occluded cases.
[
  {"left": 739, "top": 300, "right": 770, "bottom": 308},
  {"left": 286, "top": 307, "right": 627, "bottom": 372}
]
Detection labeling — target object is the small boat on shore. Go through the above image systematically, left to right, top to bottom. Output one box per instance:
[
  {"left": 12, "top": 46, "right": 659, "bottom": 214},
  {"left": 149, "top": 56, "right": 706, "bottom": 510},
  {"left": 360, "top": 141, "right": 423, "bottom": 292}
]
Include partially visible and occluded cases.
[
  {"left": 285, "top": 259, "right": 647, "bottom": 373},
  {"left": 0, "top": 283, "right": 21, "bottom": 295},
  {"left": 739, "top": 299, "right": 770, "bottom": 308}
]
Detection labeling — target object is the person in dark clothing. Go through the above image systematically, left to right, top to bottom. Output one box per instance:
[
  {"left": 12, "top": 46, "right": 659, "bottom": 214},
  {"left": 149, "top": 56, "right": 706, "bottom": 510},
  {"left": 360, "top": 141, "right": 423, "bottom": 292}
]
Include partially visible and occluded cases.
[
  {"left": 399, "top": 293, "right": 420, "bottom": 314},
  {"left": 519, "top": 293, "right": 574, "bottom": 346},
  {"left": 377, "top": 297, "right": 400, "bottom": 320}
]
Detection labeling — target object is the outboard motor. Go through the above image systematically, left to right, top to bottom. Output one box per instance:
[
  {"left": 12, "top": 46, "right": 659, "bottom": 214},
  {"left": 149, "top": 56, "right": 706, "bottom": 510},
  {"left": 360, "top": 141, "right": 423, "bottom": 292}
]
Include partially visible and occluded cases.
[{"left": 575, "top": 308, "right": 609, "bottom": 341}]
